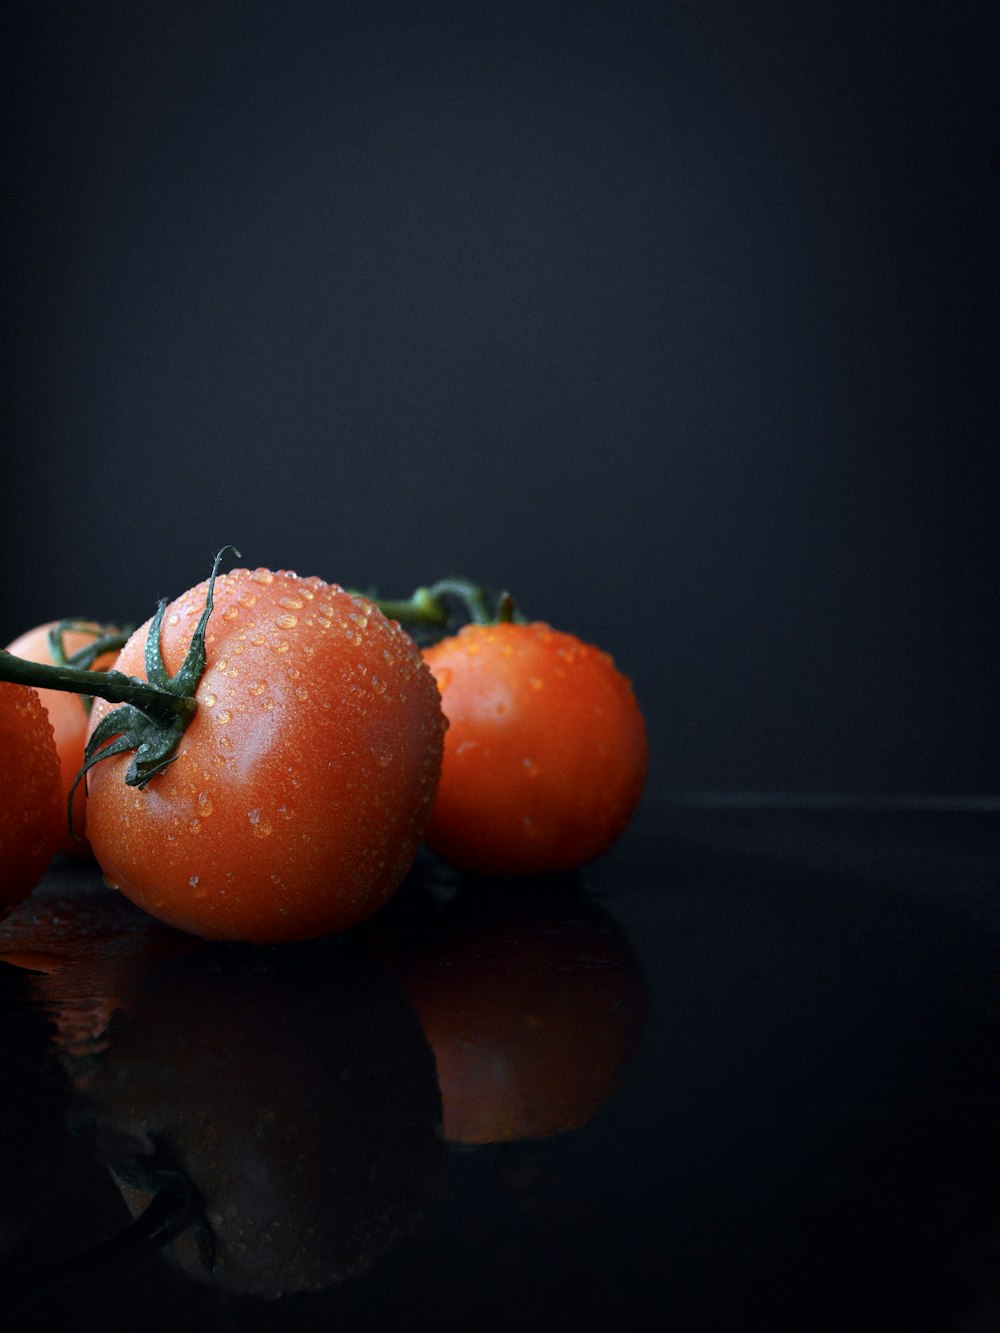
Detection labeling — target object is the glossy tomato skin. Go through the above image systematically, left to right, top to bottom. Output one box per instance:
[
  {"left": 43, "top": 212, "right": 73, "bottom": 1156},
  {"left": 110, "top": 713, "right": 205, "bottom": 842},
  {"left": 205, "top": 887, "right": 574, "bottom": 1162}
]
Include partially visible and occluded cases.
[
  {"left": 85, "top": 569, "right": 445, "bottom": 943},
  {"left": 5, "top": 621, "right": 120, "bottom": 856},
  {"left": 422, "top": 622, "right": 647, "bottom": 875},
  {"left": 0, "top": 675, "right": 62, "bottom": 915}
]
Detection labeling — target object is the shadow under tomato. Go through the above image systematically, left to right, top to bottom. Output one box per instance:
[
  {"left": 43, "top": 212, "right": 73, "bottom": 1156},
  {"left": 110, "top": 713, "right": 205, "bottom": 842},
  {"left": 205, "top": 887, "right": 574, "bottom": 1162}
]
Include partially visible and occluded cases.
[{"left": 364, "top": 869, "right": 649, "bottom": 1146}]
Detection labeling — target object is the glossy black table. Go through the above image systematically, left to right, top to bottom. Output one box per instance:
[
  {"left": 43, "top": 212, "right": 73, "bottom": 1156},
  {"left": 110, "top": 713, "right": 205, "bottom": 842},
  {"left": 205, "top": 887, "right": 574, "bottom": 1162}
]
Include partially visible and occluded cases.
[{"left": 2, "top": 803, "right": 998, "bottom": 1332}]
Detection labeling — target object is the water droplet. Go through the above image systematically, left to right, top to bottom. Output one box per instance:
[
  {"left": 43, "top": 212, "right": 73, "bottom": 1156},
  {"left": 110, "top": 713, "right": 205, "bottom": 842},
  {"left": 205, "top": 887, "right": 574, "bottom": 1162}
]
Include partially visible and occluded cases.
[
  {"left": 251, "top": 569, "right": 274, "bottom": 584},
  {"left": 239, "top": 592, "right": 258, "bottom": 609},
  {"left": 279, "top": 595, "right": 304, "bottom": 611},
  {"left": 222, "top": 606, "right": 239, "bottom": 621},
  {"left": 348, "top": 611, "right": 368, "bottom": 629},
  {"left": 167, "top": 613, "right": 180, "bottom": 626},
  {"left": 275, "top": 614, "right": 297, "bottom": 630},
  {"left": 272, "top": 640, "right": 290, "bottom": 654},
  {"left": 247, "top": 680, "right": 266, "bottom": 697},
  {"left": 203, "top": 692, "right": 216, "bottom": 708},
  {"left": 217, "top": 709, "right": 232, "bottom": 724},
  {"left": 373, "top": 742, "right": 394, "bottom": 767},
  {"left": 197, "top": 791, "right": 214, "bottom": 815},
  {"left": 248, "top": 808, "right": 272, "bottom": 837}
]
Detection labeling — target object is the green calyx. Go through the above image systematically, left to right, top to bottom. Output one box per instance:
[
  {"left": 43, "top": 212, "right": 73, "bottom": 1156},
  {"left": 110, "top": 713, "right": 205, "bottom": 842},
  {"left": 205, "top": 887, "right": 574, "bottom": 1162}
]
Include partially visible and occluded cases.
[
  {"left": 70, "top": 546, "right": 237, "bottom": 810},
  {"left": 0, "top": 547, "right": 237, "bottom": 839},
  {"left": 365, "top": 578, "right": 523, "bottom": 639}
]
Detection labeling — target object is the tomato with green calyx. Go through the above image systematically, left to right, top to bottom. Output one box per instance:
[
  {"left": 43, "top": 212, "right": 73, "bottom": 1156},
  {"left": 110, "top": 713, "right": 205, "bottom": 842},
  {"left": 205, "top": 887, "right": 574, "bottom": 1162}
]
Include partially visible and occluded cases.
[
  {"left": 0, "top": 550, "right": 446, "bottom": 943},
  {"left": 82, "top": 562, "right": 445, "bottom": 943},
  {"left": 364, "top": 582, "right": 648, "bottom": 876},
  {"left": 5, "top": 620, "right": 127, "bottom": 856},
  {"left": 0, "top": 675, "right": 62, "bottom": 915}
]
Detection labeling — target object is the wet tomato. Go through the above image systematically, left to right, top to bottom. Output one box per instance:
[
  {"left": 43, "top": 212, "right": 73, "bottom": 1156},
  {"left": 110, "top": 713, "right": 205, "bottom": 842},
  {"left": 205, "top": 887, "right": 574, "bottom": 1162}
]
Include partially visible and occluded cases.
[
  {"left": 85, "top": 568, "right": 445, "bottom": 943},
  {"left": 5, "top": 621, "right": 122, "bottom": 855},
  {"left": 422, "top": 622, "right": 647, "bottom": 875},
  {"left": 0, "top": 675, "right": 62, "bottom": 915}
]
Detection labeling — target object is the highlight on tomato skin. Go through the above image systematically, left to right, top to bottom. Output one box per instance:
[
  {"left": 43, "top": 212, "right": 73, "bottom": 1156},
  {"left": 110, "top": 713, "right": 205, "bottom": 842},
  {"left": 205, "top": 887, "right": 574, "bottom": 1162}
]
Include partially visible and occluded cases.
[
  {"left": 83, "top": 567, "right": 446, "bottom": 944},
  {"left": 5, "top": 621, "right": 123, "bottom": 857},
  {"left": 421, "top": 621, "right": 648, "bottom": 877},
  {"left": 0, "top": 676, "right": 62, "bottom": 917},
  {"left": 367, "top": 879, "right": 649, "bottom": 1145}
]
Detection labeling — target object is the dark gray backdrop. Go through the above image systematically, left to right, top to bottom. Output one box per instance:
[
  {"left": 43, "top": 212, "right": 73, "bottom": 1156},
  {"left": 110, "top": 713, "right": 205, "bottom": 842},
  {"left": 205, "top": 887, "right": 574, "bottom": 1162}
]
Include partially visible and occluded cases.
[{"left": 4, "top": 0, "right": 999, "bottom": 802}]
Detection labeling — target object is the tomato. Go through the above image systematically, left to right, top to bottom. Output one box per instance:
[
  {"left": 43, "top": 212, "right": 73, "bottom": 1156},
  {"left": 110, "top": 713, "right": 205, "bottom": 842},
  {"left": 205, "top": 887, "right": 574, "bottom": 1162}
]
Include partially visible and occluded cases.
[
  {"left": 84, "top": 568, "right": 445, "bottom": 943},
  {"left": 5, "top": 621, "right": 123, "bottom": 856},
  {"left": 421, "top": 622, "right": 647, "bottom": 875},
  {"left": 0, "top": 675, "right": 62, "bottom": 916},
  {"left": 370, "top": 884, "right": 648, "bottom": 1144}
]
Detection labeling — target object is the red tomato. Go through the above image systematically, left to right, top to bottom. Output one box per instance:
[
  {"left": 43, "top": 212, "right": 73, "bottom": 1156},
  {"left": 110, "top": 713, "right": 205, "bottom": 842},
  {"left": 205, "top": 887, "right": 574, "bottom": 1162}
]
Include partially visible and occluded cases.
[
  {"left": 85, "top": 568, "right": 445, "bottom": 943},
  {"left": 5, "top": 621, "right": 122, "bottom": 856},
  {"left": 422, "top": 622, "right": 647, "bottom": 875},
  {"left": 0, "top": 675, "right": 62, "bottom": 915}
]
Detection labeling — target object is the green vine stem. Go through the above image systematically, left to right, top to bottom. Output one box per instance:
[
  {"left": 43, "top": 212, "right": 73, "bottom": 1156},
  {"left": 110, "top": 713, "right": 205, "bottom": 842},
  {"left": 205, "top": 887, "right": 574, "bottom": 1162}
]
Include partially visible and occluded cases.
[
  {"left": 0, "top": 547, "right": 237, "bottom": 831},
  {"left": 365, "top": 578, "right": 522, "bottom": 632},
  {"left": 46, "top": 619, "right": 133, "bottom": 715},
  {"left": 0, "top": 652, "right": 196, "bottom": 720}
]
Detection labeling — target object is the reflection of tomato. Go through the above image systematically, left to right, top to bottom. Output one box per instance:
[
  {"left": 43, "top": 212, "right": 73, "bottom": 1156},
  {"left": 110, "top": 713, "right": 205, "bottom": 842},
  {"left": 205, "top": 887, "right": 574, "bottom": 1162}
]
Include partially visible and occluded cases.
[
  {"left": 86, "top": 568, "right": 445, "bottom": 943},
  {"left": 5, "top": 622, "right": 122, "bottom": 856},
  {"left": 422, "top": 622, "right": 647, "bottom": 875},
  {"left": 0, "top": 676, "right": 62, "bottom": 916},
  {"left": 0, "top": 874, "right": 196, "bottom": 1083},
  {"left": 369, "top": 884, "right": 648, "bottom": 1144},
  {"left": 88, "top": 942, "right": 443, "bottom": 1296},
  {"left": 0, "top": 962, "right": 69, "bottom": 1261}
]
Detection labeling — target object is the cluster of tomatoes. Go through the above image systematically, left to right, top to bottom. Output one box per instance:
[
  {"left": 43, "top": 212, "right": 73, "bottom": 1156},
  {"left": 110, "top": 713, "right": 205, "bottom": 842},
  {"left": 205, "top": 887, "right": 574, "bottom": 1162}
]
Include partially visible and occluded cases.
[{"left": 0, "top": 555, "right": 648, "bottom": 944}]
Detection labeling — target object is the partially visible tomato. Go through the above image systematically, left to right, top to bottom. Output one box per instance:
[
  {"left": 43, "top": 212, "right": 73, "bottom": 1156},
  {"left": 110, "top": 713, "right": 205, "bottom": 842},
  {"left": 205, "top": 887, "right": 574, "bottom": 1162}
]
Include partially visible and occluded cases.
[
  {"left": 85, "top": 568, "right": 445, "bottom": 943},
  {"left": 5, "top": 621, "right": 123, "bottom": 856},
  {"left": 422, "top": 622, "right": 647, "bottom": 875},
  {"left": 0, "top": 674, "right": 62, "bottom": 915}
]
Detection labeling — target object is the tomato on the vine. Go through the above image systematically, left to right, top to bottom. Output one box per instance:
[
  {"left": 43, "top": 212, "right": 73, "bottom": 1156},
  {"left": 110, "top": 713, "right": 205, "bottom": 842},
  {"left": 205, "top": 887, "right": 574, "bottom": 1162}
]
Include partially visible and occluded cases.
[
  {"left": 84, "top": 566, "right": 445, "bottom": 943},
  {"left": 5, "top": 621, "right": 123, "bottom": 856},
  {"left": 421, "top": 621, "right": 647, "bottom": 875},
  {"left": 0, "top": 675, "right": 62, "bottom": 915}
]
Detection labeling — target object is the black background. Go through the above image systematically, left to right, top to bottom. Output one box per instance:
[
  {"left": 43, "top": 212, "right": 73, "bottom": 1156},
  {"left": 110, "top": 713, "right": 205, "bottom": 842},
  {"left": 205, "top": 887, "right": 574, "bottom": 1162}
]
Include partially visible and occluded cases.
[{"left": 3, "top": 0, "right": 999, "bottom": 804}]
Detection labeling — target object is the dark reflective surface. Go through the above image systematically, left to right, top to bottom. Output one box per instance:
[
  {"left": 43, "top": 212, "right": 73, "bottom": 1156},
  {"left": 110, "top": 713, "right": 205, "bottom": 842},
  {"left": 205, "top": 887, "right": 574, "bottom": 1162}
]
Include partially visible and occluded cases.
[{"left": 2, "top": 806, "right": 1000, "bottom": 1331}]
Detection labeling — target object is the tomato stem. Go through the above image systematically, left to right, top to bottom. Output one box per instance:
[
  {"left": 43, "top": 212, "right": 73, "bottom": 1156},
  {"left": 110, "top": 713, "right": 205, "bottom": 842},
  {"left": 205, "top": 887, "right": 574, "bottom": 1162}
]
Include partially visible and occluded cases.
[
  {"left": 0, "top": 548, "right": 237, "bottom": 841},
  {"left": 370, "top": 579, "right": 522, "bottom": 631},
  {"left": 0, "top": 651, "right": 197, "bottom": 720}
]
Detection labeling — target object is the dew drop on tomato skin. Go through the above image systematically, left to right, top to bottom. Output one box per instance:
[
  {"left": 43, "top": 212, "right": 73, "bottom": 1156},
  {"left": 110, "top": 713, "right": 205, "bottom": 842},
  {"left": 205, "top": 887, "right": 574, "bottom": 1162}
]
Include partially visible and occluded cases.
[{"left": 84, "top": 569, "right": 445, "bottom": 943}]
